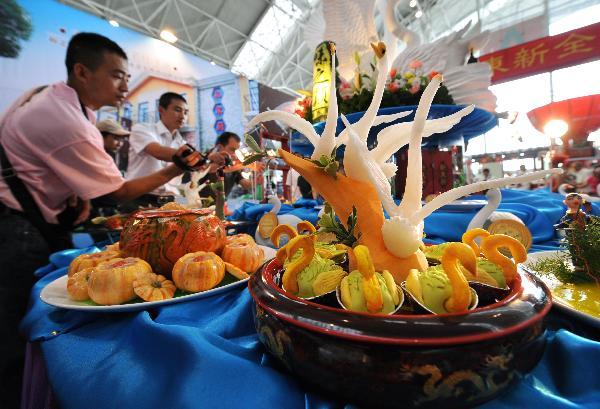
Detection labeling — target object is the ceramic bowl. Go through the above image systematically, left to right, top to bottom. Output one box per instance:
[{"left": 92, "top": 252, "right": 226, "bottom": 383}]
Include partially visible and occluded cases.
[{"left": 249, "top": 259, "right": 552, "bottom": 409}]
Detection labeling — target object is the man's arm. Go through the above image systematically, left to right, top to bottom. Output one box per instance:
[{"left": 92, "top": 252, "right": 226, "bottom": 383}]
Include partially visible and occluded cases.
[
  {"left": 48, "top": 136, "right": 203, "bottom": 222},
  {"left": 143, "top": 142, "right": 178, "bottom": 162},
  {"left": 145, "top": 143, "right": 228, "bottom": 166},
  {"left": 108, "top": 145, "right": 203, "bottom": 202},
  {"left": 108, "top": 164, "right": 183, "bottom": 202}
]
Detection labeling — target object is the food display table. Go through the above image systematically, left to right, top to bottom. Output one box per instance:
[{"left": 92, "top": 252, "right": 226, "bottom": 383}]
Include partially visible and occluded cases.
[
  {"left": 20, "top": 188, "right": 600, "bottom": 409},
  {"left": 19, "top": 249, "right": 600, "bottom": 409}
]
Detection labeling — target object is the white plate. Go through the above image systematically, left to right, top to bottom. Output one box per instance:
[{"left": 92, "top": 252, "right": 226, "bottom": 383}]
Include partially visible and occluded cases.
[
  {"left": 40, "top": 246, "right": 276, "bottom": 313},
  {"left": 524, "top": 250, "right": 600, "bottom": 328}
]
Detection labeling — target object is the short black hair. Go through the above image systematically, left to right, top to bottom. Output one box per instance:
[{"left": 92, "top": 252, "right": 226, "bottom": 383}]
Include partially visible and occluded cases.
[
  {"left": 65, "top": 32, "right": 127, "bottom": 75},
  {"left": 159, "top": 92, "right": 187, "bottom": 109},
  {"left": 216, "top": 131, "right": 241, "bottom": 147},
  {"left": 483, "top": 168, "right": 490, "bottom": 173}
]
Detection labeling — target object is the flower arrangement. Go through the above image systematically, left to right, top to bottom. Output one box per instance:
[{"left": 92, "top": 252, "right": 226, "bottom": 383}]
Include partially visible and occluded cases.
[
  {"left": 294, "top": 58, "right": 454, "bottom": 123},
  {"left": 294, "top": 95, "right": 312, "bottom": 123}
]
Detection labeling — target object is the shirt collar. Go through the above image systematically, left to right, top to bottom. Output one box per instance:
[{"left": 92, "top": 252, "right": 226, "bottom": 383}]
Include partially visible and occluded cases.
[
  {"left": 56, "top": 82, "right": 97, "bottom": 124},
  {"left": 156, "top": 120, "right": 181, "bottom": 139}
]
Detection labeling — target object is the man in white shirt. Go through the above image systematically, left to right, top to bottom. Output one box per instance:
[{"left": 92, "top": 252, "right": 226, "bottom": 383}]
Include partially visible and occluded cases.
[{"left": 126, "top": 92, "right": 191, "bottom": 205}]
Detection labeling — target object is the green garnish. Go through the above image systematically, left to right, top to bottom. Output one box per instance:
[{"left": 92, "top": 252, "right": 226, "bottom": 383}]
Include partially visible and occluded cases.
[
  {"left": 242, "top": 134, "right": 269, "bottom": 165},
  {"left": 310, "top": 152, "right": 339, "bottom": 179},
  {"left": 318, "top": 203, "right": 360, "bottom": 247},
  {"left": 528, "top": 216, "right": 600, "bottom": 284},
  {"left": 562, "top": 216, "right": 600, "bottom": 279},
  {"left": 527, "top": 255, "right": 580, "bottom": 284}
]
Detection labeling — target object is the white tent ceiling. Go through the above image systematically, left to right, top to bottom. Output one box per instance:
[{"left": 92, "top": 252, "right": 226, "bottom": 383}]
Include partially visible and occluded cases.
[
  {"left": 60, "top": 0, "right": 599, "bottom": 95},
  {"left": 60, "top": 0, "right": 320, "bottom": 94}
]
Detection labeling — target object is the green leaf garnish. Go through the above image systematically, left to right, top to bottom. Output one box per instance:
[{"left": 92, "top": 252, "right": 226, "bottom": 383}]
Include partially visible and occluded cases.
[
  {"left": 245, "top": 134, "right": 262, "bottom": 153},
  {"left": 242, "top": 153, "right": 267, "bottom": 165},
  {"left": 310, "top": 154, "right": 339, "bottom": 179},
  {"left": 317, "top": 204, "right": 359, "bottom": 247},
  {"left": 528, "top": 216, "right": 600, "bottom": 284}
]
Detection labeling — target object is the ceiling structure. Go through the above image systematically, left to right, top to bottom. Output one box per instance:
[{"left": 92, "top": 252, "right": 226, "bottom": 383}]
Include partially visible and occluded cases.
[
  {"left": 60, "top": 0, "right": 320, "bottom": 94},
  {"left": 61, "top": 0, "right": 600, "bottom": 95}
]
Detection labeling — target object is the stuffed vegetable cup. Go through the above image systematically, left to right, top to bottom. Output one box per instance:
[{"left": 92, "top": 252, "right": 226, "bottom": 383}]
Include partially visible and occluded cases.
[
  {"left": 271, "top": 222, "right": 348, "bottom": 299},
  {"left": 424, "top": 229, "right": 528, "bottom": 291},
  {"left": 403, "top": 242, "right": 478, "bottom": 314},
  {"left": 337, "top": 245, "right": 403, "bottom": 314}
]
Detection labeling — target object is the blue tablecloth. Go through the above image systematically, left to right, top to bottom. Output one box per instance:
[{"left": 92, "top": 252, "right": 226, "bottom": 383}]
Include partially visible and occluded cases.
[
  {"left": 21, "top": 188, "right": 600, "bottom": 409},
  {"left": 424, "top": 188, "right": 599, "bottom": 250},
  {"left": 228, "top": 201, "right": 322, "bottom": 226}
]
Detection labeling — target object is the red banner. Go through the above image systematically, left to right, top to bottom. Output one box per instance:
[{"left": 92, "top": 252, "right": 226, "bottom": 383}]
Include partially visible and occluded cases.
[{"left": 480, "top": 22, "right": 600, "bottom": 84}]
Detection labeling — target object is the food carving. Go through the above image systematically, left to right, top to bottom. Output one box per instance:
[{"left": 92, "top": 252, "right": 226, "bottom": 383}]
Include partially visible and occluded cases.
[
  {"left": 248, "top": 40, "right": 561, "bottom": 283},
  {"left": 557, "top": 192, "right": 589, "bottom": 229},
  {"left": 159, "top": 202, "right": 187, "bottom": 211},
  {"left": 120, "top": 211, "right": 226, "bottom": 276},
  {"left": 66, "top": 213, "right": 268, "bottom": 306},
  {"left": 91, "top": 214, "right": 130, "bottom": 230},
  {"left": 271, "top": 222, "right": 347, "bottom": 298},
  {"left": 421, "top": 228, "right": 525, "bottom": 290},
  {"left": 458, "top": 228, "right": 506, "bottom": 287},
  {"left": 461, "top": 228, "right": 490, "bottom": 256},
  {"left": 461, "top": 228, "right": 525, "bottom": 288},
  {"left": 221, "top": 234, "right": 265, "bottom": 274},
  {"left": 480, "top": 234, "right": 527, "bottom": 284},
  {"left": 278, "top": 235, "right": 315, "bottom": 295},
  {"left": 105, "top": 242, "right": 120, "bottom": 252},
  {"left": 405, "top": 242, "right": 477, "bottom": 314},
  {"left": 339, "top": 245, "right": 401, "bottom": 314},
  {"left": 67, "top": 250, "right": 121, "bottom": 277},
  {"left": 172, "top": 252, "right": 226, "bottom": 293},
  {"left": 87, "top": 257, "right": 152, "bottom": 305},
  {"left": 224, "top": 262, "right": 251, "bottom": 280},
  {"left": 67, "top": 267, "right": 94, "bottom": 301},
  {"left": 133, "top": 273, "right": 176, "bottom": 302}
]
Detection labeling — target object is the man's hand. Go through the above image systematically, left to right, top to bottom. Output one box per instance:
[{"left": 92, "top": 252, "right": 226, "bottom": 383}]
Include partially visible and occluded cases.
[
  {"left": 173, "top": 145, "right": 202, "bottom": 170},
  {"left": 204, "top": 151, "right": 228, "bottom": 173},
  {"left": 208, "top": 151, "right": 228, "bottom": 166},
  {"left": 67, "top": 195, "right": 91, "bottom": 225},
  {"left": 74, "top": 200, "right": 91, "bottom": 225}
]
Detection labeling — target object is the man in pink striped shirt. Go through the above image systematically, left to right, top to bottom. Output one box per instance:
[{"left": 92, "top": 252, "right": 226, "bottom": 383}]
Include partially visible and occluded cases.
[{"left": 0, "top": 33, "right": 220, "bottom": 407}]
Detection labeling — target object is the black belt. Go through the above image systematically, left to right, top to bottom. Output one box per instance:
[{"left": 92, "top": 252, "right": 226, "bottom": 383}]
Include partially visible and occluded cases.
[{"left": 0, "top": 202, "right": 71, "bottom": 250}]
